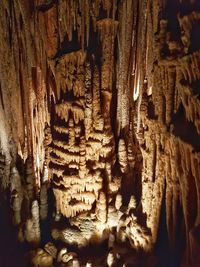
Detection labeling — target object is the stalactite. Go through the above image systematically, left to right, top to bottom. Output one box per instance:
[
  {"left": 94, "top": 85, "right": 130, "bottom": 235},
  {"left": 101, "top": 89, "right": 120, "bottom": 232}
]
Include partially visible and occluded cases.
[
  {"left": 117, "top": 0, "right": 135, "bottom": 133},
  {"left": 42, "top": 4, "right": 58, "bottom": 58},
  {"left": 178, "top": 11, "right": 200, "bottom": 53},
  {"left": 97, "top": 18, "right": 118, "bottom": 127},
  {"left": 85, "top": 62, "right": 92, "bottom": 140},
  {"left": 92, "top": 66, "right": 103, "bottom": 131},
  {"left": 165, "top": 67, "right": 176, "bottom": 125},
  {"left": 79, "top": 136, "right": 86, "bottom": 179},
  {"left": 118, "top": 138, "right": 128, "bottom": 173}
]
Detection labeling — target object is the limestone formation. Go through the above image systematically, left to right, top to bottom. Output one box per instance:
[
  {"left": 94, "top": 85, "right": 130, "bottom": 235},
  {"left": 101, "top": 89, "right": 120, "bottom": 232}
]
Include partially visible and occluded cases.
[
  {"left": 0, "top": 1, "right": 200, "bottom": 266},
  {"left": 40, "top": 182, "right": 48, "bottom": 220},
  {"left": 44, "top": 242, "right": 57, "bottom": 259},
  {"left": 31, "top": 249, "right": 53, "bottom": 267}
]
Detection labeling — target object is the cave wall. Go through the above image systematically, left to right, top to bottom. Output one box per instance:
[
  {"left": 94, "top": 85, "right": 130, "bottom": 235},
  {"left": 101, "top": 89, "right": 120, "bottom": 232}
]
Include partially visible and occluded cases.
[{"left": 0, "top": 0, "right": 200, "bottom": 266}]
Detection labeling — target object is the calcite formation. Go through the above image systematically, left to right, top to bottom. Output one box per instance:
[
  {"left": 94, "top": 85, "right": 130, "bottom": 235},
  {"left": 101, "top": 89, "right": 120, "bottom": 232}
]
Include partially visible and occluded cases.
[{"left": 0, "top": 0, "right": 200, "bottom": 266}]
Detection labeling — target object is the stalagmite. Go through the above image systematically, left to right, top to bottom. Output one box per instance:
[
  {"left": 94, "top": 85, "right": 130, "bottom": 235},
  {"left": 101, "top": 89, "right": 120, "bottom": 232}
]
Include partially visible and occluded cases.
[
  {"left": 92, "top": 66, "right": 104, "bottom": 131},
  {"left": 25, "top": 156, "right": 35, "bottom": 201},
  {"left": 10, "top": 167, "right": 23, "bottom": 225},
  {"left": 10, "top": 167, "right": 22, "bottom": 193},
  {"left": 40, "top": 183, "right": 48, "bottom": 220},
  {"left": 11, "top": 190, "right": 21, "bottom": 225},
  {"left": 96, "top": 191, "right": 107, "bottom": 223},
  {"left": 115, "top": 194, "right": 122, "bottom": 210},
  {"left": 128, "top": 195, "right": 137, "bottom": 212},
  {"left": 31, "top": 200, "right": 41, "bottom": 244},
  {"left": 44, "top": 242, "right": 57, "bottom": 259},
  {"left": 31, "top": 249, "right": 53, "bottom": 267},
  {"left": 107, "top": 251, "right": 115, "bottom": 267}
]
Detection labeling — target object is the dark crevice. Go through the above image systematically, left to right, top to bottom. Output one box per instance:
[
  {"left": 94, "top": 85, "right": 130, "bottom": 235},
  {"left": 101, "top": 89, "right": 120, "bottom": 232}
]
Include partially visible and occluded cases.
[
  {"left": 36, "top": 0, "right": 58, "bottom": 12},
  {"left": 189, "top": 23, "right": 200, "bottom": 53},
  {"left": 55, "top": 31, "right": 81, "bottom": 59},
  {"left": 180, "top": 79, "right": 200, "bottom": 100},
  {"left": 191, "top": 80, "right": 200, "bottom": 99},
  {"left": 148, "top": 99, "right": 157, "bottom": 120},
  {"left": 172, "top": 104, "right": 200, "bottom": 151},
  {"left": 0, "top": 195, "right": 27, "bottom": 267}
]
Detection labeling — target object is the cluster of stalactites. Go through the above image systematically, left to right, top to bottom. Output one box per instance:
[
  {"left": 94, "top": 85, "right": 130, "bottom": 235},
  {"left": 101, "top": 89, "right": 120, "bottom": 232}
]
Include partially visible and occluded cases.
[
  {"left": 0, "top": 0, "right": 52, "bottom": 189},
  {"left": 38, "top": 0, "right": 118, "bottom": 59},
  {"left": 57, "top": 0, "right": 117, "bottom": 49},
  {"left": 130, "top": 0, "right": 161, "bottom": 133},
  {"left": 136, "top": 3, "right": 200, "bottom": 261}
]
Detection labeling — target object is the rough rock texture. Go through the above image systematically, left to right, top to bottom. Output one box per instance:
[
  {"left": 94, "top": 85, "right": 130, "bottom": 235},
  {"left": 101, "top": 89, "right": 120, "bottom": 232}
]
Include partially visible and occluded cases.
[{"left": 0, "top": 0, "right": 200, "bottom": 266}]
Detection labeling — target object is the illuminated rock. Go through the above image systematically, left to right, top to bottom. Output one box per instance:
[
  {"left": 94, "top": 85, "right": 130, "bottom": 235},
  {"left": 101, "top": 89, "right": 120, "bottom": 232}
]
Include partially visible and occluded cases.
[
  {"left": 0, "top": 1, "right": 200, "bottom": 266},
  {"left": 31, "top": 249, "right": 53, "bottom": 267}
]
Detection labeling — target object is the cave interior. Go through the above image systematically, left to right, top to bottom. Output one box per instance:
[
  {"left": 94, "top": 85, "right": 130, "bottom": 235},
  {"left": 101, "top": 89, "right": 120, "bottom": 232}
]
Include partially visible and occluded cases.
[{"left": 0, "top": 0, "right": 200, "bottom": 266}]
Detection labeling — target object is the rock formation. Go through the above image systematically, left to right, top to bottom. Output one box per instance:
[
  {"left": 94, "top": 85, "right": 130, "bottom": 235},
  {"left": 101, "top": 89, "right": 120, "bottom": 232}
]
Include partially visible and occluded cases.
[{"left": 0, "top": 0, "right": 200, "bottom": 266}]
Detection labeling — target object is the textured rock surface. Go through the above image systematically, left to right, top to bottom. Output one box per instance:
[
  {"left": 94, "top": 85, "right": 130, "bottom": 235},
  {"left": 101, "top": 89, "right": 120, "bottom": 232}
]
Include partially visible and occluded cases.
[{"left": 0, "top": 0, "right": 200, "bottom": 266}]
